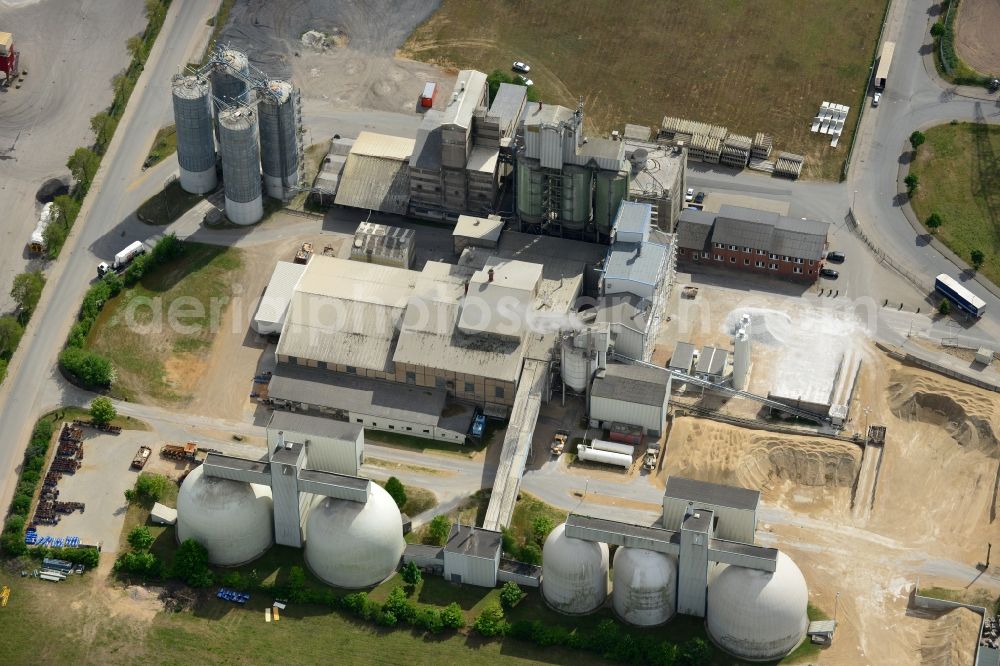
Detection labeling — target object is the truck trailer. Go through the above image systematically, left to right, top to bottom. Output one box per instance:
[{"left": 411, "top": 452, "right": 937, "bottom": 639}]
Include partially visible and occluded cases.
[
  {"left": 0, "top": 31, "right": 21, "bottom": 88},
  {"left": 873, "top": 41, "right": 895, "bottom": 92},
  {"left": 28, "top": 202, "right": 56, "bottom": 254},
  {"left": 98, "top": 240, "right": 146, "bottom": 277}
]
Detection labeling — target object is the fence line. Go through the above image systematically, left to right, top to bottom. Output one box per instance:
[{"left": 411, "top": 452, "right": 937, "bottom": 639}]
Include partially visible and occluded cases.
[{"left": 846, "top": 209, "right": 932, "bottom": 293}]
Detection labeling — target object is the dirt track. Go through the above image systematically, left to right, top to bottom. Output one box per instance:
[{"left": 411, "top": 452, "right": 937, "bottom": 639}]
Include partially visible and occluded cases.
[{"left": 954, "top": 0, "right": 1000, "bottom": 75}]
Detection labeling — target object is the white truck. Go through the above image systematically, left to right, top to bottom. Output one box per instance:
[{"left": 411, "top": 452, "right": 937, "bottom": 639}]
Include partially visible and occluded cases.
[
  {"left": 28, "top": 202, "right": 56, "bottom": 254},
  {"left": 97, "top": 240, "right": 145, "bottom": 277}
]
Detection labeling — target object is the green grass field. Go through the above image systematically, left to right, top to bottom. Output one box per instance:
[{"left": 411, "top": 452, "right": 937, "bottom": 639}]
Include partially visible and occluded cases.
[
  {"left": 401, "top": 0, "right": 887, "bottom": 180},
  {"left": 909, "top": 122, "right": 1000, "bottom": 284},
  {"left": 144, "top": 125, "right": 177, "bottom": 170},
  {"left": 137, "top": 180, "right": 205, "bottom": 225},
  {"left": 85, "top": 243, "right": 243, "bottom": 403}
]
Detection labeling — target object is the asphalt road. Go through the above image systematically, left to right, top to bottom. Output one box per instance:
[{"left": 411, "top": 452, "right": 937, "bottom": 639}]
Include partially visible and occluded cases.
[{"left": 0, "top": 0, "right": 219, "bottom": 514}]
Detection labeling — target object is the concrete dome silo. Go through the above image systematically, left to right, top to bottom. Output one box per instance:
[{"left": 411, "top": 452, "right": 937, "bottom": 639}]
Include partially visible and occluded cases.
[
  {"left": 176, "top": 464, "right": 274, "bottom": 566},
  {"left": 303, "top": 484, "right": 405, "bottom": 588},
  {"left": 541, "top": 522, "right": 609, "bottom": 614},
  {"left": 611, "top": 547, "right": 677, "bottom": 626},
  {"left": 706, "top": 551, "right": 809, "bottom": 661}
]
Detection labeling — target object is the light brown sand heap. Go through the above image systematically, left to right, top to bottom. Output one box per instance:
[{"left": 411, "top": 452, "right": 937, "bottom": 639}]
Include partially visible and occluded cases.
[{"left": 918, "top": 607, "right": 981, "bottom": 665}]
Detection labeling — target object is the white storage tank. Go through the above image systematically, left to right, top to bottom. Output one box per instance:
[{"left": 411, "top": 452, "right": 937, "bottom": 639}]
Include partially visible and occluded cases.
[
  {"left": 561, "top": 343, "right": 592, "bottom": 393},
  {"left": 590, "top": 439, "right": 635, "bottom": 456},
  {"left": 577, "top": 444, "right": 632, "bottom": 469},
  {"left": 176, "top": 464, "right": 274, "bottom": 566},
  {"left": 304, "top": 483, "right": 405, "bottom": 588},
  {"left": 542, "top": 522, "right": 609, "bottom": 614},
  {"left": 612, "top": 547, "right": 677, "bottom": 626},
  {"left": 707, "top": 551, "right": 809, "bottom": 661}
]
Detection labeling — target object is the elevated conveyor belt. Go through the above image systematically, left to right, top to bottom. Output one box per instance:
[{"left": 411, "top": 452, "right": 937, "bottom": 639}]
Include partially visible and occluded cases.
[{"left": 482, "top": 359, "right": 548, "bottom": 531}]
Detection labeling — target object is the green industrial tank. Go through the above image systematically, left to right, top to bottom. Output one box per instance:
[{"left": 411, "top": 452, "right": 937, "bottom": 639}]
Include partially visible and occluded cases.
[
  {"left": 516, "top": 154, "right": 545, "bottom": 224},
  {"left": 560, "top": 165, "right": 593, "bottom": 231},
  {"left": 594, "top": 169, "right": 629, "bottom": 236}
]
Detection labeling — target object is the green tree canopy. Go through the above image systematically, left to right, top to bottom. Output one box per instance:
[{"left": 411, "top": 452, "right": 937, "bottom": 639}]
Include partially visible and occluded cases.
[
  {"left": 11, "top": 271, "right": 45, "bottom": 322},
  {"left": 90, "top": 396, "right": 117, "bottom": 425},
  {"left": 384, "top": 476, "right": 407, "bottom": 509},
  {"left": 427, "top": 515, "right": 451, "bottom": 546},
  {"left": 127, "top": 525, "right": 154, "bottom": 551}
]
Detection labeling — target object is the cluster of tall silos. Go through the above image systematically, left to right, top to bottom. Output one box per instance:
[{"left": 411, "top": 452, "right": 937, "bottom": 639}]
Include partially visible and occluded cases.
[{"left": 170, "top": 47, "right": 301, "bottom": 226}]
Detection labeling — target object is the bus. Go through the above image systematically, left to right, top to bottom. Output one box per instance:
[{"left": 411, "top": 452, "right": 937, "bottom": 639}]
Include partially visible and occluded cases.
[
  {"left": 873, "top": 41, "right": 895, "bottom": 92},
  {"left": 935, "top": 274, "right": 987, "bottom": 317}
]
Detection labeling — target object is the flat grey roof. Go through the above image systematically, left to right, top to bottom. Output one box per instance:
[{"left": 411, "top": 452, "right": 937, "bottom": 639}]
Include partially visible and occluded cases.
[
  {"left": 487, "top": 83, "right": 526, "bottom": 126},
  {"left": 410, "top": 110, "right": 443, "bottom": 171},
  {"left": 614, "top": 201, "right": 652, "bottom": 239},
  {"left": 605, "top": 240, "right": 668, "bottom": 287},
  {"left": 595, "top": 294, "right": 649, "bottom": 334},
  {"left": 669, "top": 341, "right": 696, "bottom": 370},
  {"left": 696, "top": 345, "right": 728, "bottom": 376},
  {"left": 269, "top": 363, "right": 446, "bottom": 427},
  {"left": 591, "top": 363, "right": 669, "bottom": 407},
  {"left": 268, "top": 411, "right": 363, "bottom": 442},
  {"left": 271, "top": 440, "right": 303, "bottom": 465},
  {"left": 203, "top": 453, "right": 269, "bottom": 475},
  {"left": 297, "top": 468, "right": 370, "bottom": 491},
  {"left": 664, "top": 476, "right": 760, "bottom": 511},
  {"left": 682, "top": 508, "right": 714, "bottom": 533},
  {"left": 566, "top": 513, "right": 680, "bottom": 547},
  {"left": 445, "top": 524, "right": 502, "bottom": 559},
  {"left": 710, "top": 537, "right": 778, "bottom": 561},
  {"left": 404, "top": 544, "right": 444, "bottom": 561},
  {"left": 499, "top": 558, "right": 541, "bottom": 577}
]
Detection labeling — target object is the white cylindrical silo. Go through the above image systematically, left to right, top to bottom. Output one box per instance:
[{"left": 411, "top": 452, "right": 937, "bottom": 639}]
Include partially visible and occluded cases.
[
  {"left": 172, "top": 75, "right": 217, "bottom": 194},
  {"left": 258, "top": 80, "right": 300, "bottom": 200},
  {"left": 218, "top": 106, "right": 263, "bottom": 225},
  {"left": 561, "top": 343, "right": 592, "bottom": 393},
  {"left": 176, "top": 464, "right": 274, "bottom": 566},
  {"left": 303, "top": 484, "right": 405, "bottom": 588},
  {"left": 542, "top": 522, "right": 609, "bottom": 614},
  {"left": 612, "top": 547, "right": 677, "bottom": 626},
  {"left": 707, "top": 551, "right": 809, "bottom": 661}
]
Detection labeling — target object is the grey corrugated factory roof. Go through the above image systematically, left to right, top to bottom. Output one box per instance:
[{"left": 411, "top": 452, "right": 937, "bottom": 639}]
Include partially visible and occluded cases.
[
  {"left": 487, "top": 83, "right": 526, "bottom": 126},
  {"left": 522, "top": 102, "right": 575, "bottom": 127},
  {"left": 577, "top": 137, "right": 625, "bottom": 163},
  {"left": 334, "top": 153, "right": 411, "bottom": 215},
  {"left": 614, "top": 201, "right": 652, "bottom": 240},
  {"left": 714, "top": 206, "right": 780, "bottom": 250},
  {"left": 675, "top": 209, "right": 716, "bottom": 251},
  {"left": 772, "top": 217, "right": 829, "bottom": 260},
  {"left": 605, "top": 240, "right": 668, "bottom": 287},
  {"left": 595, "top": 294, "right": 649, "bottom": 333},
  {"left": 669, "top": 341, "right": 696, "bottom": 371},
  {"left": 268, "top": 363, "right": 447, "bottom": 427},
  {"left": 590, "top": 363, "right": 669, "bottom": 407},
  {"left": 268, "top": 411, "right": 363, "bottom": 442},
  {"left": 203, "top": 453, "right": 269, "bottom": 475},
  {"left": 297, "top": 468, "right": 370, "bottom": 491},
  {"left": 664, "top": 476, "right": 760, "bottom": 511},
  {"left": 445, "top": 524, "right": 502, "bottom": 559}
]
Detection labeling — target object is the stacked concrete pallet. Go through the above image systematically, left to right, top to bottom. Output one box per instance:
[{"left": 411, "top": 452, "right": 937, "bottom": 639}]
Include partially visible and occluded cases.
[
  {"left": 689, "top": 133, "right": 722, "bottom": 163},
  {"left": 720, "top": 133, "right": 753, "bottom": 168},
  {"left": 751, "top": 133, "right": 773, "bottom": 160},
  {"left": 774, "top": 152, "right": 805, "bottom": 179}
]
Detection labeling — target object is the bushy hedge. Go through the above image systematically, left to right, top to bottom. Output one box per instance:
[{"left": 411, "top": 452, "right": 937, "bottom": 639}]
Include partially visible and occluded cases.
[
  {"left": 935, "top": 0, "right": 991, "bottom": 85},
  {"left": 60, "top": 234, "right": 185, "bottom": 389},
  {"left": 1, "top": 419, "right": 54, "bottom": 556},
  {"left": 509, "top": 619, "right": 712, "bottom": 666}
]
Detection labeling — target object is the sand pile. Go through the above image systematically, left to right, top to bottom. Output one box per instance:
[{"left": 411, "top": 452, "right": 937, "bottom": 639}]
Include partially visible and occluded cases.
[
  {"left": 888, "top": 370, "right": 1000, "bottom": 456},
  {"left": 664, "top": 417, "right": 861, "bottom": 492},
  {"left": 918, "top": 607, "right": 981, "bottom": 665}
]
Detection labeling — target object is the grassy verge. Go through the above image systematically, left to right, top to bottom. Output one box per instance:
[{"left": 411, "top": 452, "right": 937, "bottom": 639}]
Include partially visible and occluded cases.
[
  {"left": 201, "top": 0, "right": 236, "bottom": 63},
  {"left": 402, "top": 0, "right": 886, "bottom": 180},
  {"left": 931, "top": 0, "right": 992, "bottom": 86},
  {"left": 909, "top": 122, "right": 1000, "bottom": 284},
  {"left": 143, "top": 124, "right": 177, "bottom": 169},
  {"left": 136, "top": 179, "right": 206, "bottom": 225},
  {"left": 84, "top": 242, "right": 242, "bottom": 402},
  {"left": 44, "top": 405, "right": 151, "bottom": 431},
  {"left": 366, "top": 429, "right": 483, "bottom": 458},
  {"left": 375, "top": 480, "right": 438, "bottom": 517},
  {"left": 918, "top": 586, "right": 999, "bottom": 613}
]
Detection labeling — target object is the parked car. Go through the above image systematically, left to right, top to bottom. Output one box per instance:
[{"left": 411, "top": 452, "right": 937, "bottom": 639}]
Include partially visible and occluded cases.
[
  {"left": 512, "top": 61, "right": 530, "bottom": 73},
  {"left": 517, "top": 75, "right": 533, "bottom": 87},
  {"left": 872, "top": 92, "right": 881, "bottom": 107},
  {"left": 685, "top": 187, "right": 694, "bottom": 202},
  {"left": 694, "top": 191, "right": 706, "bottom": 204},
  {"left": 826, "top": 250, "right": 846, "bottom": 262},
  {"left": 820, "top": 268, "right": 840, "bottom": 279},
  {"left": 470, "top": 412, "right": 486, "bottom": 439}
]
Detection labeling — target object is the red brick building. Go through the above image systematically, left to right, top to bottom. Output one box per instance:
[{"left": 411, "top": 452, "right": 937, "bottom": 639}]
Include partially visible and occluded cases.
[{"left": 674, "top": 205, "right": 829, "bottom": 281}]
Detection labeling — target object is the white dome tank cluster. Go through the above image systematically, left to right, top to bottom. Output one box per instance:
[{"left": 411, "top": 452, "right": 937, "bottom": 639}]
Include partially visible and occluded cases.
[
  {"left": 176, "top": 464, "right": 274, "bottom": 566},
  {"left": 176, "top": 467, "right": 405, "bottom": 588},
  {"left": 304, "top": 484, "right": 406, "bottom": 589},
  {"left": 541, "top": 523, "right": 609, "bottom": 614},
  {"left": 611, "top": 547, "right": 677, "bottom": 626},
  {"left": 706, "top": 552, "right": 809, "bottom": 661}
]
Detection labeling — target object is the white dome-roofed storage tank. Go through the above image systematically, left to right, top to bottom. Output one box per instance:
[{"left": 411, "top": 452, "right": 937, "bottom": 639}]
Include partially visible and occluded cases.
[
  {"left": 176, "top": 464, "right": 274, "bottom": 566},
  {"left": 304, "top": 483, "right": 405, "bottom": 588},
  {"left": 542, "top": 522, "right": 609, "bottom": 614},
  {"left": 612, "top": 547, "right": 677, "bottom": 626},
  {"left": 707, "top": 551, "right": 809, "bottom": 661}
]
